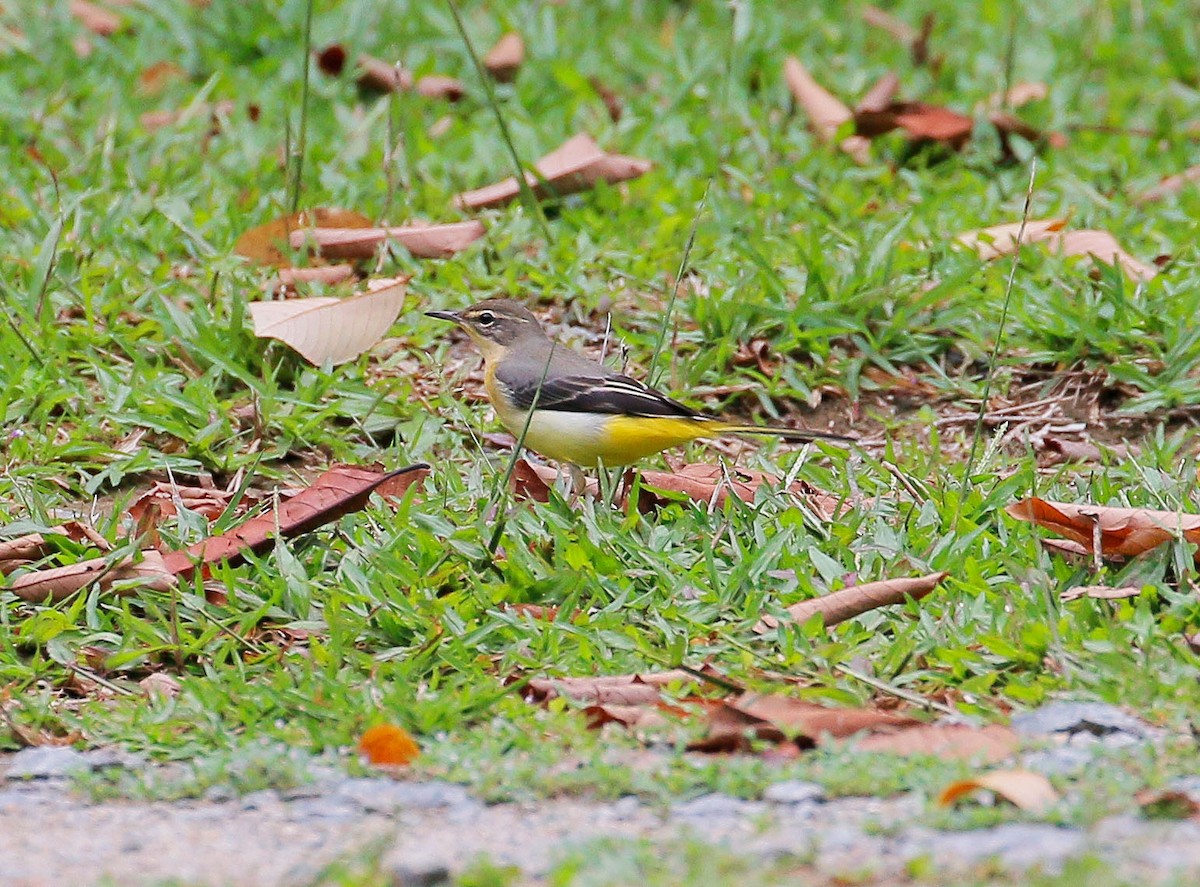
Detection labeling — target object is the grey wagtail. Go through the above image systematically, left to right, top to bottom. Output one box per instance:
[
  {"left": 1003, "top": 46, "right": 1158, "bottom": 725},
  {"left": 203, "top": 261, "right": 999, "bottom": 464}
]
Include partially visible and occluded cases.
[{"left": 427, "top": 299, "right": 853, "bottom": 467}]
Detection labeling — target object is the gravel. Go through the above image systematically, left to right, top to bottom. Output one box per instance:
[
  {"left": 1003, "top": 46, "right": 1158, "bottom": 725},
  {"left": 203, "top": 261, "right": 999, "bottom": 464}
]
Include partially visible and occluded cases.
[{"left": 1, "top": 703, "right": 1193, "bottom": 886}]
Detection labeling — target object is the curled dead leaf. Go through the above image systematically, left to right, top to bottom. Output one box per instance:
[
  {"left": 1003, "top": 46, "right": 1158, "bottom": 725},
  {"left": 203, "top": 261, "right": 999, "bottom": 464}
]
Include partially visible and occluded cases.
[
  {"left": 71, "top": 0, "right": 121, "bottom": 36},
  {"left": 484, "top": 32, "right": 524, "bottom": 83},
  {"left": 315, "top": 44, "right": 347, "bottom": 77},
  {"left": 356, "top": 54, "right": 412, "bottom": 93},
  {"left": 783, "top": 56, "right": 870, "bottom": 164},
  {"left": 138, "top": 61, "right": 186, "bottom": 97},
  {"left": 416, "top": 75, "right": 465, "bottom": 102},
  {"left": 454, "top": 133, "right": 651, "bottom": 210},
  {"left": 1135, "top": 164, "right": 1200, "bottom": 205},
  {"left": 234, "top": 208, "right": 374, "bottom": 266},
  {"left": 287, "top": 219, "right": 485, "bottom": 260},
  {"left": 955, "top": 219, "right": 1155, "bottom": 281},
  {"left": 273, "top": 264, "right": 356, "bottom": 292},
  {"left": 249, "top": 277, "right": 408, "bottom": 365},
  {"left": 159, "top": 463, "right": 428, "bottom": 579},
  {"left": 1006, "top": 496, "right": 1200, "bottom": 560},
  {"left": 0, "top": 521, "right": 111, "bottom": 575},
  {"left": 10, "top": 550, "right": 177, "bottom": 603},
  {"left": 755, "top": 571, "right": 946, "bottom": 633},
  {"left": 1060, "top": 584, "right": 1143, "bottom": 602},
  {"left": 139, "top": 673, "right": 182, "bottom": 701},
  {"left": 857, "top": 723, "right": 1018, "bottom": 763},
  {"left": 358, "top": 724, "right": 420, "bottom": 766},
  {"left": 938, "top": 769, "right": 1059, "bottom": 813}
]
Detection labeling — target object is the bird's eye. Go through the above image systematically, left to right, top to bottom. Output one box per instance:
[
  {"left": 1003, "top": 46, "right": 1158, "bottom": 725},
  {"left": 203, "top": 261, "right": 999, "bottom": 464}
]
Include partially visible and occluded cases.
[{"left": 476, "top": 311, "right": 496, "bottom": 326}]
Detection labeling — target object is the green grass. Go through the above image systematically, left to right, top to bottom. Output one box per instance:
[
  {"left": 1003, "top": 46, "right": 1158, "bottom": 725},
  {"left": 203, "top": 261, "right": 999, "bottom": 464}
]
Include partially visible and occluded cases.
[{"left": 4, "top": 0, "right": 1200, "bottom": 855}]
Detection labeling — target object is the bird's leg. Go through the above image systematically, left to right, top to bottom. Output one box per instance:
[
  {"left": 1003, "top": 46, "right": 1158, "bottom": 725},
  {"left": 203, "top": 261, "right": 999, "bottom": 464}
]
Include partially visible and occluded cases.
[{"left": 568, "top": 463, "right": 588, "bottom": 502}]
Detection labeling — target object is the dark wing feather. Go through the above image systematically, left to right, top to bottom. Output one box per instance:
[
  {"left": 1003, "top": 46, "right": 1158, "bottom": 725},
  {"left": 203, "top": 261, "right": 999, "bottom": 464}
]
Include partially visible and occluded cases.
[{"left": 497, "top": 364, "right": 700, "bottom": 418}]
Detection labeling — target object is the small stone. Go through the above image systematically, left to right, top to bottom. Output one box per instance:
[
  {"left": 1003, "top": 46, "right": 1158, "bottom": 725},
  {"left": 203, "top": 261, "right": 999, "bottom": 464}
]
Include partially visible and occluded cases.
[
  {"left": 1011, "top": 702, "right": 1149, "bottom": 740},
  {"left": 1021, "top": 744, "right": 1096, "bottom": 776},
  {"left": 4, "top": 747, "right": 89, "bottom": 780},
  {"left": 333, "top": 779, "right": 475, "bottom": 814},
  {"left": 763, "top": 780, "right": 824, "bottom": 805},
  {"left": 202, "top": 784, "right": 236, "bottom": 803},
  {"left": 671, "top": 792, "right": 762, "bottom": 820},
  {"left": 608, "top": 795, "right": 642, "bottom": 820},
  {"left": 916, "top": 823, "right": 1086, "bottom": 873},
  {"left": 389, "top": 850, "right": 452, "bottom": 887}
]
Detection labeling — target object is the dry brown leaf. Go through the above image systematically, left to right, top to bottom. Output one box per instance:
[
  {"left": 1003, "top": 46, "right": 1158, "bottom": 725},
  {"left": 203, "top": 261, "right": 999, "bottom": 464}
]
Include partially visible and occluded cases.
[
  {"left": 70, "top": 0, "right": 121, "bottom": 36},
  {"left": 861, "top": 6, "right": 917, "bottom": 44},
  {"left": 484, "top": 32, "right": 524, "bottom": 83},
  {"left": 315, "top": 44, "right": 347, "bottom": 77},
  {"left": 356, "top": 54, "right": 412, "bottom": 93},
  {"left": 783, "top": 56, "right": 871, "bottom": 164},
  {"left": 138, "top": 61, "right": 186, "bottom": 96},
  {"left": 856, "top": 72, "right": 901, "bottom": 114},
  {"left": 416, "top": 75, "right": 465, "bottom": 102},
  {"left": 589, "top": 76, "right": 623, "bottom": 122},
  {"left": 987, "top": 81, "right": 1049, "bottom": 110},
  {"left": 138, "top": 100, "right": 236, "bottom": 133},
  {"left": 856, "top": 101, "right": 974, "bottom": 148},
  {"left": 989, "top": 112, "right": 1069, "bottom": 152},
  {"left": 454, "top": 133, "right": 651, "bottom": 210},
  {"left": 1135, "top": 164, "right": 1200, "bottom": 205},
  {"left": 234, "top": 208, "right": 374, "bottom": 266},
  {"left": 956, "top": 218, "right": 1068, "bottom": 260},
  {"left": 955, "top": 219, "right": 1155, "bottom": 281},
  {"left": 288, "top": 220, "right": 486, "bottom": 260},
  {"left": 1049, "top": 230, "right": 1158, "bottom": 281},
  {"left": 273, "top": 264, "right": 357, "bottom": 291},
  {"left": 249, "top": 277, "right": 408, "bottom": 365},
  {"left": 1039, "top": 436, "right": 1133, "bottom": 465},
  {"left": 159, "top": 464, "right": 428, "bottom": 579},
  {"left": 127, "top": 483, "right": 235, "bottom": 524},
  {"left": 1007, "top": 496, "right": 1200, "bottom": 560},
  {"left": 0, "top": 521, "right": 111, "bottom": 575},
  {"left": 10, "top": 550, "right": 176, "bottom": 603},
  {"left": 755, "top": 571, "right": 946, "bottom": 632},
  {"left": 1060, "top": 584, "right": 1143, "bottom": 602},
  {"left": 523, "top": 670, "right": 700, "bottom": 706},
  {"left": 139, "top": 673, "right": 182, "bottom": 701},
  {"left": 694, "top": 693, "right": 920, "bottom": 752},
  {"left": 584, "top": 703, "right": 672, "bottom": 730},
  {"left": 857, "top": 723, "right": 1018, "bottom": 763},
  {"left": 358, "top": 724, "right": 420, "bottom": 766},
  {"left": 939, "top": 769, "right": 1060, "bottom": 813},
  {"left": 1136, "top": 787, "right": 1200, "bottom": 820}
]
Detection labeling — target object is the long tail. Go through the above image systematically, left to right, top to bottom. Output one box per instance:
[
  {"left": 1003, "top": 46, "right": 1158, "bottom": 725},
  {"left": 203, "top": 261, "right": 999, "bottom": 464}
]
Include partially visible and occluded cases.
[{"left": 710, "top": 421, "right": 856, "bottom": 445}]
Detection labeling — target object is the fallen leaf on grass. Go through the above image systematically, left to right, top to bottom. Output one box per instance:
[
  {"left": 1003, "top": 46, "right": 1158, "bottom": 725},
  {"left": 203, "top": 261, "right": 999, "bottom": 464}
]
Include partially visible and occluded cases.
[
  {"left": 71, "top": 0, "right": 121, "bottom": 36},
  {"left": 861, "top": 6, "right": 936, "bottom": 66},
  {"left": 484, "top": 32, "right": 524, "bottom": 82},
  {"left": 315, "top": 44, "right": 347, "bottom": 76},
  {"left": 356, "top": 54, "right": 412, "bottom": 93},
  {"left": 783, "top": 56, "right": 871, "bottom": 164},
  {"left": 138, "top": 61, "right": 186, "bottom": 96},
  {"left": 855, "top": 72, "right": 901, "bottom": 114},
  {"left": 416, "top": 75, "right": 465, "bottom": 101},
  {"left": 589, "top": 76, "right": 623, "bottom": 122},
  {"left": 986, "top": 81, "right": 1049, "bottom": 110},
  {"left": 138, "top": 100, "right": 238, "bottom": 133},
  {"left": 855, "top": 101, "right": 974, "bottom": 148},
  {"left": 454, "top": 133, "right": 651, "bottom": 210},
  {"left": 1134, "top": 163, "right": 1200, "bottom": 205},
  {"left": 234, "top": 208, "right": 374, "bottom": 266},
  {"left": 956, "top": 218, "right": 1067, "bottom": 260},
  {"left": 287, "top": 219, "right": 485, "bottom": 260},
  {"left": 955, "top": 219, "right": 1156, "bottom": 280},
  {"left": 273, "top": 264, "right": 356, "bottom": 291},
  {"left": 249, "top": 277, "right": 408, "bottom": 365},
  {"left": 1039, "top": 435, "right": 1134, "bottom": 465},
  {"left": 510, "top": 458, "right": 849, "bottom": 517},
  {"left": 159, "top": 463, "right": 428, "bottom": 579},
  {"left": 127, "top": 482, "right": 235, "bottom": 524},
  {"left": 1006, "top": 497, "right": 1200, "bottom": 560},
  {"left": 0, "top": 521, "right": 111, "bottom": 575},
  {"left": 9, "top": 550, "right": 177, "bottom": 603},
  {"left": 754, "top": 571, "right": 947, "bottom": 632},
  {"left": 1060, "top": 584, "right": 1143, "bottom": 602},
  {"left": 523, "top": 670, "right": 702, "bottom": 706},
  {"left": 139, "top": 673, "right": 182, "bottom": 701},
  {"left": 693, "top": 693, "right": 920, "bottom": 752},
  {"left": 857, "top": 723, "right": 1018, "bottom": 763},
  {"left": 359, "top": 724, "right": 420, "bottom": 766},
  {"left": 939, "top": 769, "right": 1059, "bottom": 813},
  {"left": 1136, "top": 787, "right": 1200, "bottom": 820}
]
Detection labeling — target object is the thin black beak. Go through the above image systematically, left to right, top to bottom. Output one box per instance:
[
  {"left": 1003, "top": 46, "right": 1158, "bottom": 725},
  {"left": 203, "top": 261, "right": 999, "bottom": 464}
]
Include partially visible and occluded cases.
[{"left": 425, "top": 309, "right": 461, "bottom": 323}]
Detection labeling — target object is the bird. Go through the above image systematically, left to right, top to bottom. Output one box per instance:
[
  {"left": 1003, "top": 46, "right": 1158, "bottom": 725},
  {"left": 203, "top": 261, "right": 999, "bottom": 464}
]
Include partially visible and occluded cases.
[{"left": 427, "top": 298, "right": 853, "bottom": 467}]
